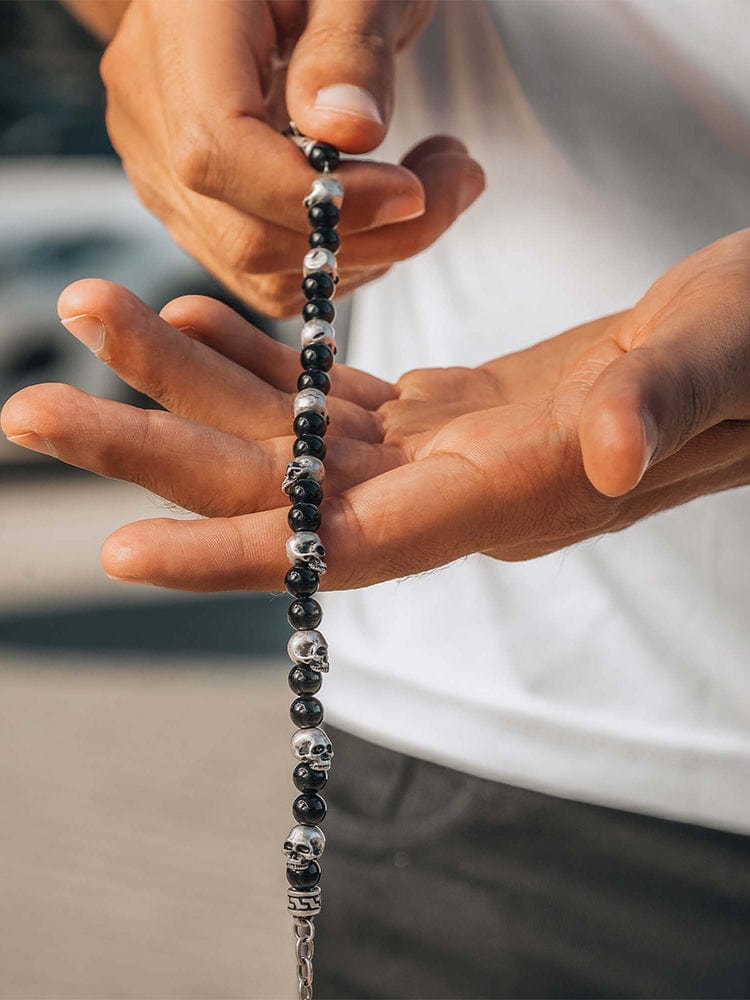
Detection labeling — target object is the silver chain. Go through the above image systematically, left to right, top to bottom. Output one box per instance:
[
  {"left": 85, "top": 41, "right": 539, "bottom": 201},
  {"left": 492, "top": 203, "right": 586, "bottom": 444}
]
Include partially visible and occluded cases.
[{"left": 293, "top": 917, "right": 315, "bottom": 1000}]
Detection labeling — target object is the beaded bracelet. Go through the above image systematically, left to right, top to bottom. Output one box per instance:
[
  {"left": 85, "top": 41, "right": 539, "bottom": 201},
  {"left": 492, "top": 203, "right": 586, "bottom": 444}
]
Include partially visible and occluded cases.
[{"left": 281, "top": 123, "right": 342, "bottom": 1000}]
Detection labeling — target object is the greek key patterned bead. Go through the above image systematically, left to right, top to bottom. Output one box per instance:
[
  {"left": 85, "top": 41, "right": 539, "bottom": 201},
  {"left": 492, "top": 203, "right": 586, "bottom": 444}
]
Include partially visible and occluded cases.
[{"left": 287, "top": 887, "right": 322, "bottom": 916}]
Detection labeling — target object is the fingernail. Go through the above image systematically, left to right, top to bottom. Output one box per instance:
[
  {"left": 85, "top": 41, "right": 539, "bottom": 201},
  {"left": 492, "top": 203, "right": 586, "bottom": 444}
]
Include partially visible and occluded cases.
[
  {"left": 314, "top": 84, "right": 383, "bottom": 124},
  {"left": 372, "top": 192, "right": 425, "bottom": 227},
  {"left": 60, "top": 313, "right": 106, "bottom": 354},
  {"left": 637, "top": 408, "right": 659, "bottom": 483},
  {"left": 6, "top": 431, "right": 57, "bottom": 457}
]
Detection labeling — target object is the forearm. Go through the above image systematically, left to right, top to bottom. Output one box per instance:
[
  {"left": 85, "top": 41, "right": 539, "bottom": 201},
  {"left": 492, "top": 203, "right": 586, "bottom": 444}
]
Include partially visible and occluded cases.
[{"left": 62, "top": 0, "right": 130, "bottom": 42}]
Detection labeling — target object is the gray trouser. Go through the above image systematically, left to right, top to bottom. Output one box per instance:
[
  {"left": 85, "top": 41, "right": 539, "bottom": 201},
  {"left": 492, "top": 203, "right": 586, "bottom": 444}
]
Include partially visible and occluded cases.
[{"left": 315, "top": 727, "right": 750, "bottom": 999}]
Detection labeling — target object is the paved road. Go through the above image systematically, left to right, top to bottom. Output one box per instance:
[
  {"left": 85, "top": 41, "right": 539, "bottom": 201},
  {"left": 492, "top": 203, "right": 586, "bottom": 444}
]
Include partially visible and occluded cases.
[{"left": 0, "top": 471, "right": 296, "bottom": 998}]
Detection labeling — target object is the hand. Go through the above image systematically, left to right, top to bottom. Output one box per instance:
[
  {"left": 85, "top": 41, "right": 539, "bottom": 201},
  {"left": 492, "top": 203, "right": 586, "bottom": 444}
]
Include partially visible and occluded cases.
[
  {"left": 95, "top": 0, "right": 483, "bottom": 315},
  {"left": 579, "top": 228, "right": 750, "bottom": 496},
  {"left": 3, "top": 231, "right": 749, "bottom": 589}
]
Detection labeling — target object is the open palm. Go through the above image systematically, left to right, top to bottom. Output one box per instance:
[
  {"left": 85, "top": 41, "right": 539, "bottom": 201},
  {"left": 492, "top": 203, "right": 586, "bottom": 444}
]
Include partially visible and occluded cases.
[{"left": 3, "top": 249, "right": 749, "bottom": 591}]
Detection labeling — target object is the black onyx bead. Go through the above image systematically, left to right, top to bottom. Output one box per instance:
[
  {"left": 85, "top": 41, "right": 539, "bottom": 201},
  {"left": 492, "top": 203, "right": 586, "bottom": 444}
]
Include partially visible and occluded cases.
[
  {"left": 309, "top": 143, "right": 340, "bottom": 173},
  {"left": 308, "top": 202, "right": 340, "bottom": 230},
  {"left": 309, "top": 228, "right": 340, "bottom": 254},
  {"left": 302, "top": 271, "right": 336, "bottom": 301},
  {"left": 302, "top": 298, "right": 335, "bottom": 324},
  {"left": 301, "top": 344, "right": 334, "bottom": 373},
  {"left": 297, "top": 369, "right": 331, "bottom": 395},
  {"left": 293, "top": 410, "right": 328, "bottom": 438},
  {"left": 293, "top": 435, "right": 326, "bottom": 460},
  {"left": 288, "top": 477, "right": 323, "bottom": 507},
  {"left": 288, "top": 503, "right": 322, "bottom": 533},
  {"left": 285, "top": 566, "right": 320, "bottom": 599},
  {"left": 288, "top": 598, "right": 323, "bottom": 630},
  {"left": 288, "top": 664, "right": 323, "bottom": 696},
  {"left": 290, "top": 695, "right": 324, "bottom": 728},
  {"left": 293, "top": 761, "right": 327, "bottom": 791},
  {"left": 293, "top": 792, "right": 327, "bottom": 825},
  {"left": 286, "top": 860, "right": 321, "bottom": 889}
]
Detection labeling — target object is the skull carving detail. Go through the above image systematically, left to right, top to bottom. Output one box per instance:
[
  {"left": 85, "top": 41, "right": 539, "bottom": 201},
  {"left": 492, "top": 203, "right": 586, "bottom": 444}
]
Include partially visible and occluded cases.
[
  {"left": 303, "top": 177, "right": 343, "bottom": 211},
  {"left": 302, "top": 247, "right": 339, "bottom": 282},
  {"left": 301, "top": 319, "right": 336, "bottom": 354},
  {"left": 293, "top": 388, "right": 327, "bottom": 418},
  {"left": 282, "top": 456, "right": 325, "bottom": 495},
  {"left": 286, "top": 532, "right": 327, "bottom": 574},
  {"left": 287, "top": 629, "right": 329, "bottom": 672},
  {"left": 291, "top": 727, "right": 334, "bottom": 772},
  {"left": 283, "top": 824, "right": 326, "bottom": 871}
]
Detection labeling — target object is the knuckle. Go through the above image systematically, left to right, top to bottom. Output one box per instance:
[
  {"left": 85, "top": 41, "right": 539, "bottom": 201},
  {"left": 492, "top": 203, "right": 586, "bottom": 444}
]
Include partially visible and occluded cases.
[
  {"left": 305, "top": 22, "right": 389, "bottom": 59},
  {"left": 98, "top": 44, "right": 118, "bottom": 89},
  {"left": 171, "top": 127, "right": 215, "bottom": 193},
  {"left": 226, "top": 227, "right": 273, "bottom": 274},
  {"left": 250, "top": 275, "right": 301, "bottom": 317},
  {"left": 260, "top": 297, "right": 300, "bottom": 320},
  {"left": 666, "top": 361, "right": 716, "bottom": 441},
  {"left": 33, "top": 383, "right": 92, "bottom": 445}
]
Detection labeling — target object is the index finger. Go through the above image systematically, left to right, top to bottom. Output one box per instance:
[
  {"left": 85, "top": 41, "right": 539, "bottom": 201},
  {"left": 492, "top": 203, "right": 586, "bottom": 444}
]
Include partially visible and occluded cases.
[{"left": 157, "top": 0, "right": 424, "bottom": 233}]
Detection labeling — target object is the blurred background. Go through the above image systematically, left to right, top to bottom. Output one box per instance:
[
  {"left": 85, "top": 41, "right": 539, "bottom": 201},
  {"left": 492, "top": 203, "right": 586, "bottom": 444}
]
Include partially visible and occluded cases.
[{"left": 0, "top": 3, "right": 305, "bottom": 996}]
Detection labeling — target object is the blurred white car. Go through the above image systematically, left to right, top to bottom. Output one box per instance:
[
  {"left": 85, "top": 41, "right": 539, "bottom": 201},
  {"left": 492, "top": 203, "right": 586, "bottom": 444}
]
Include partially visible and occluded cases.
[{"left": 0, "top": 158, "right": 228, "bottom": 462}]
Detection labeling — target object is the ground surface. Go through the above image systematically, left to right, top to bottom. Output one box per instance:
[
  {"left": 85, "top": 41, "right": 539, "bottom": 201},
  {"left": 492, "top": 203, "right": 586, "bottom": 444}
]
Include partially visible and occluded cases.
[{"left": 0, "top": 470, "right": 295, "bottom": 999}]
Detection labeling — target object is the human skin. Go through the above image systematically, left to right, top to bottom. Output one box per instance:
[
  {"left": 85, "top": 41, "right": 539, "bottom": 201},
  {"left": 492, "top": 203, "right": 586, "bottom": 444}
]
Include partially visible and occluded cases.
[
  {"left": 62, "top": 0, "right": 484, "bottom": 316},
  {"left": 3, "top": 230, "right": 749, "bottom": 590}
]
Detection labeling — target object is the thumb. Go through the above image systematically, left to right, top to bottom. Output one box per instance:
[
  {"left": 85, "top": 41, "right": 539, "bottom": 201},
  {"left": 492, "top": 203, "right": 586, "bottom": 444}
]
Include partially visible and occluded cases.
[
  {"left": 285, "top": 1, "right": 431, "bottom": 153},
  {"left": 579, "top": 300, "right": 750, "bottom": 497}
]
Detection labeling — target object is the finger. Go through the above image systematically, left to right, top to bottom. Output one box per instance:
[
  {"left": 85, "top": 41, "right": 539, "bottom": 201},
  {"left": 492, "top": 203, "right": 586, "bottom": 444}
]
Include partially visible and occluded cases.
[
  {"left": 134, "top": 0, "right": 425, "bottom": 233},
  {"left": 286, "top": 0, "right": 431, "bottom": 153},
  {"left": 139, "top": 136, "right": 466, "bottom": 286},
  {"left": 338, "top": 144, "right": 485, "bottom": 268},
  {"left": 141, "top": 162, "right": 416, "bottom": 281},
  {"left": 222, "top": 265, "right": 391, "bottom": 318},
  {"left": 57, "top": 279, "right": 296, "bottom": 438},
  {"left": 58, "top": 279, "right": 379, "bottom": 443},
  {"left": 580, "top": 292, "right": 750, "bottom": 497},
  {"left": 159, "top": 295, "right": 397, "bottom": 412},
  {"left": 0, "top": 383, "right": 400, "bottom": 514},
  {"left": 1, "top": 383, "right": 272, "bottom": 516},
  {"left": 623, "top": 418, "right": 750, "bottom": 495},
  {"left": 497, "top": 435, "right": 750, "bottom": 563},
  {"left": 100, "top": 450, "right": 491, "bottom": 592}
]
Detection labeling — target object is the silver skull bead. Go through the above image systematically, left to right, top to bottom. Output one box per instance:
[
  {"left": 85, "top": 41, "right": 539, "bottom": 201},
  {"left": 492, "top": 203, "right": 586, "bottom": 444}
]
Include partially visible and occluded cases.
[
  {"left": 303, "top": 176, "right": 343, "bottom": 210},
  {"left": 303, "top": 248, "right": 339, "bottom": 281},
  {"left": 301, "top": 319, "right": 336, "bottom": 354},
  {"left": 293, "top": 389, "right": 327, "bottom": 418},
  {"left": 282, "top": 456, "right": 325, "bottom": 495},
  {"left": 286, "top": 531, "right": 327, "bottom": 574},
  {"left": 287, "top": 629, "right": 329, "bottom": 672},
  {"left": 291, "top": 727, "right": 334, "bottom": 772},
  {"left": 283, "top": 824, "right": 326, "bottom": 871}
]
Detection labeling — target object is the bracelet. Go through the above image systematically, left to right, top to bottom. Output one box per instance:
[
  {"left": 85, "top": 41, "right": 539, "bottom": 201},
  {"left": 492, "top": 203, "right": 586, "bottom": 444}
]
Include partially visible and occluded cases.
[{"left": 282, "top": 123, "right": 342, "bottom": 1000}]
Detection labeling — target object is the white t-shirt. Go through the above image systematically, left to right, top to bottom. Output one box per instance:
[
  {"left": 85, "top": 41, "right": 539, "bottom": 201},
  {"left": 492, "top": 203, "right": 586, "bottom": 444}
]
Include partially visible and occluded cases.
[{"left": 323, "top": 0, "right": 750, "bottom": 834}]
